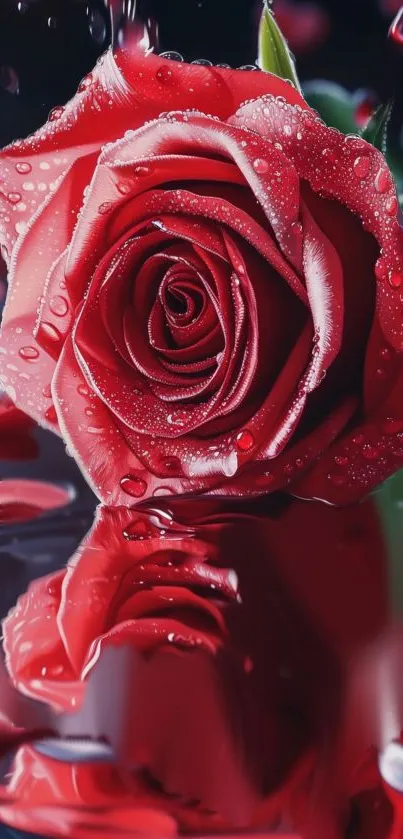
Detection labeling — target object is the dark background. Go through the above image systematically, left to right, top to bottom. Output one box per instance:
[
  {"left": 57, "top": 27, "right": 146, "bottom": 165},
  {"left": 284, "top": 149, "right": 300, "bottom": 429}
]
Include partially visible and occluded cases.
[{"left": 0, "top": 0, "right": 402, "bottom": 147}]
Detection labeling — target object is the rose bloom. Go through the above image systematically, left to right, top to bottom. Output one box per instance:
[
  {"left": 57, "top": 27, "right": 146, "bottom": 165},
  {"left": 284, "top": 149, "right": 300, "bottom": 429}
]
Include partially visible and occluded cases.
[
  {"left": 0, "top": 49, "right": 402, "bottom": 504},
  {"left": 0, "top": 497, "right": 389, "bottom": 836}
]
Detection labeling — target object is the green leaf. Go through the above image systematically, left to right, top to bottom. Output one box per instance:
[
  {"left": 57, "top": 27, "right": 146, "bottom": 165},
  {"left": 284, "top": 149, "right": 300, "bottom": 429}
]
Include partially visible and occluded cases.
[
  {"left": 258, "top": 1, "right": 302, "bottom": 93},
  {"left": 303, "top": 81, "right": 357, "bottom": 134},
  {"left": 360, "top": 101, "right": 393, "bottom": 154}
]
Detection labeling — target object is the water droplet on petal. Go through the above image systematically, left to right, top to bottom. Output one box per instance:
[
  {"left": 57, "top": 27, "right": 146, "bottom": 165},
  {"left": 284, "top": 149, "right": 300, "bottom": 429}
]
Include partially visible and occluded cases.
[
  {"left": 191, "top": 58, "right": 213, "bottom": 66},
  {"left": 156, "top": 65, "right": 174, "bottom": 83},
  {"left": 78, "top": 74, "right": 93, "bottom": 93},
  {"left": 49, "top": 106, "right": 64, "bottom": 122},
  {"left": 353, "top": 156, "right": 370, "bottom": 179},
  {"left": 253, "top": 158, "right": 269, "bottom": 174},
  {"left": 15, "top": 162, "right": 31, "bottom": 175},
  {"left": 134, "top": 164, "right": 152, "bottom": 177},
  {"left": 375, "top": 168, "right": 390, "bottom": 194},
  {"left": 117, "top": 181, "right": 132, "bottom": 195},
  {"left": 8, "top": 192, "right": 21, "bottom": 204},
  {"left": 386, "top": 196, "right": 398, "bottom": 216},
  {"left": 98, "top": 202, "right": 113, "bottom": 215},
  {"left": 375, "top": 258, "right": 388, "bottom": 282},
  {"left": 389, "top": 270, "right": 403, "bottom": 289},
  {"left": 49, "top": 295, "right": 68, "bottom": 317},
  {"left": 39, "top": 322, "right": 62, "bottom": 343},
  {"left": 19, "top": 346, "right": 39, "bottom": 361},
  {"left": 77, "top": 383, "right": 90, "bottom": 397},
  {"left": 42, "top": 384, "right": 52, "bottom": 398},
  {"left": 45, "top": 405, "right": 57, "bottom": 423},
  {"left": 167, "top": 411, "right": 187, "bottom": 427},
  {"left": 87, "top": 426, "right": 105, "bottom": 435},
  {"left": 236, "top": 429, "right": 255, "bottom": 452},
  {"left": 362, "top": 443, "right": 379, "bottom": 460},
  {"left": 334, "top": 455, "right": 349, "bottom": 467},
  {"left": 120, "top": 474, "right": 147, "bottom": 498},
  {"left": 153, "top": 486, "right": 175, "bottom": 496}
]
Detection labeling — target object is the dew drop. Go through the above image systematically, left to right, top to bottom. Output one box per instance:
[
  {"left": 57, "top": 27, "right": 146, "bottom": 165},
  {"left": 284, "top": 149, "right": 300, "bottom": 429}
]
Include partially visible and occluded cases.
[
  {"left": 47, "top": 16, "right": 57, "bottom": 29},
  {"left": 191, "top": 58, "right": 213, "bottom": 66},
  {"left": 156, "top": 65, "right": 174, "bottom": 83},
  {"left": 78, "top": 74, "right": 93, "bottom": 93},
  {"left": 49, "top": 106, "right": 64, "bottom": 122},
  {"left": 353, "top": 156, "right": 370, "bottom": 179},
  {"left": 253, "top": 158, "right": 269, "bottom": 174},
  {"left": 15, "top": 162, "right": 32, "bottom": 175},
  {"left": 134, "top": 164, "right": 152, "bottom": 177},
  {"left": 375, "top": 168, "right": 390, "bottom": 194},
  {"left": 117, "top": 181, "right": 132, "bottom": 195},
  {"left": 8, "top": 192, "right": 22, "bottom": 205},
  {"left": 386, "top": 196, "right": 398, "bottom": 216},
  {"left": 98, "top": 201, "right": 113, "bottom": 215},
  {"left": 375, "top": 259, "right": 388, "bottom": 282},
  {"left": 389, "top": 270, "right": 403, "bottom": 289},
  {"left": 49, "top": 295, "right": 68, "bottom": 317},
  {"left": 39, "top": 322, "right": 62, "bottom": 343},
  {"left": 19, "top": 346, "right": 39, "bottom": 361},
  {"left": 380, "top": 347, "right": 391, "bottom": 361},
  {"left": 77, "top": 383, "right": 90, "bottom": 397},
  {"left": 42, "top": 384, "right": 52, "bottom": 398},
  {"left": 45, "top": 405, "right": 57, "bottom": 423},
  {"left": 167, "top": 411, "right": 187, "bottom": 427},
  {"left": 87, "top": 426, "right": 105, "bottom": 435},
  {"left": 236, "top": 429, "right": 255, "bottom": 452},
  {"left": 362, "top": 443, "right": 379, "bottom": 461},
  {"left": 334, "top": 455, "right": 349, "bottom": 467},
  {"left": 120, "top": 474, "right": 147, "bottom": 498},
  {"left": 153, "top": 486, "right": 175, "bottom": 496}
]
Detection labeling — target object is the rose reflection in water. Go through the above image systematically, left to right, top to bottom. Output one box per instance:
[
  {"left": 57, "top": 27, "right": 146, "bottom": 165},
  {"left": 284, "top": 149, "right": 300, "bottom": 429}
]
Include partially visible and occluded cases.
[{"left": 0, "top": 493, "right": 399, "bottom": 837}]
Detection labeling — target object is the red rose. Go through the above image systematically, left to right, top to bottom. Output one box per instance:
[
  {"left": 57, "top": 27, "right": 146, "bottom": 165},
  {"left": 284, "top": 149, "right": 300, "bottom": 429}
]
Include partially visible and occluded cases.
[
  {"left": 0, "top": 50, "right": 402, "bottom": 504},
  {"left": 2, "top": 498, "right": 388, "bottom": 834}
]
